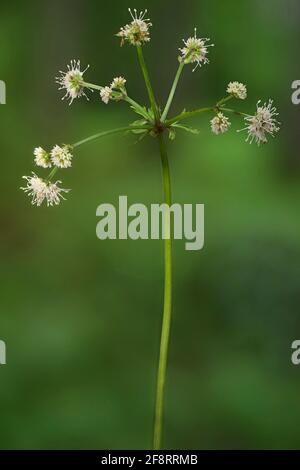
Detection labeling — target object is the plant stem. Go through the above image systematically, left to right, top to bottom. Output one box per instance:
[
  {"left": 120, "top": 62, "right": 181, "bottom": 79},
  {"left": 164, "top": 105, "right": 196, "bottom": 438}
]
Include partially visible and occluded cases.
[
  {"left": 136, "top": 45, "right": 160, "bottom": 122},
  {"left": 161, "top": 62, "right": 185, "bottom": 122},
  {"left": 80, "top": 81, "right": 102, "bottom": 91},
  {"left": 81, "top": 81, "right": 148, "bottom": 115},
  {"left": 216, "top": 95, "right": 233, "bottom": 107},
  {"left": 124, "top": 96, "right": 152, "bottom": 121},
  {"left": 165, "top": 107, "right": 215, "bottom": 126},
  {"left": 219, "top": 107, "right": 250, "bottom": 118},
  {"left": 46, "top": 126, "right": 150, "bottom": 181},
  {"left": 72, "top": 126, "right": 150, "bottom": 148},
  {"left": 154, "top": 132, "right": 172, "bottom": 450},
  {"left": 47, "top": 167, "right": 58, "bottom": 182}
]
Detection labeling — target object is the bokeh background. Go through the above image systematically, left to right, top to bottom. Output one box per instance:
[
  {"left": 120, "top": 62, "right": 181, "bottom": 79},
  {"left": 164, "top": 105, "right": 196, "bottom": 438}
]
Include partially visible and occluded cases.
[{"left": 1, "top": 0, "right": 300, "bottom": 450}]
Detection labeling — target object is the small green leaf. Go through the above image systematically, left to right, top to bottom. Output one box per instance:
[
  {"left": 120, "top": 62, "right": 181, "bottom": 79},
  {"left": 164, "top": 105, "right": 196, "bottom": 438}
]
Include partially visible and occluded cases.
[
  {"left": 130, "top": 105, "right": 151, "bottom": 120},
  {"left": 147, "top": 108, "right": 154, "bottom": 120},
  {"left": 130, "top": 120, "right": 149, "bottom": 134},
  {"left": 172, "top": 123, "right": 200, "bottom": 135},
  {"left": 168, "top": 128, "right": 176, "bottom": 140}
]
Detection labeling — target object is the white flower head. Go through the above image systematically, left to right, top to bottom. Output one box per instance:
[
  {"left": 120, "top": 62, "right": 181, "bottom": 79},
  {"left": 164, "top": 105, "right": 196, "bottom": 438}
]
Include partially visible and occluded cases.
[
  {"left": 117, "top": 8, "right": 152, "bottom": 46},
  {"left": 179, "top": 28, "right": 214, "bottom": 71},
  {"left": 56, "top": 60, "right": 90, "bottom": 105},
  {"left": 111, "top": 76, "right": 126, "bottom": 90},
  {"left": 227, "top": 82, "right": 247, "bottom": 100},
  {"left": 100, "top": 86, "right": 113, "bottom": 104},
  {"left": 240, "top": 99, "right": 280, "bottom": 145},
  {"left": 211, "top": 112, "right": 231, "bottom": 135},
  {"left": 50, "top": 144, "right": 73, "bottom": 168},
  {"left": 34, "top": 147, "right": 52, "bottom": 168},
  {"left": 21, "top": 173, "right": 70, "bottom": 207},
  {"left": 21, "top": 173, "right": 48, "bottom": 206},
  {"left": 46, "top": 180, "right": 70, "bottom": 206}
]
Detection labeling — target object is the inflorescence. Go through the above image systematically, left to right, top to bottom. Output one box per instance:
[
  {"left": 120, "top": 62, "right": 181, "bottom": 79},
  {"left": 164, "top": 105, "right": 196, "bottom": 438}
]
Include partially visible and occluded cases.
[{"left": 21, "top": 8, "right": 281, "bottom": 207}]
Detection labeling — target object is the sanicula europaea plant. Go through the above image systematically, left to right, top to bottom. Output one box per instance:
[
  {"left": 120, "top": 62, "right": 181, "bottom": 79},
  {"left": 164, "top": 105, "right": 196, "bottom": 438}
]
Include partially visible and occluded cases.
[{"left": 21, "top": 8, "right": 281, "bottom": 449}]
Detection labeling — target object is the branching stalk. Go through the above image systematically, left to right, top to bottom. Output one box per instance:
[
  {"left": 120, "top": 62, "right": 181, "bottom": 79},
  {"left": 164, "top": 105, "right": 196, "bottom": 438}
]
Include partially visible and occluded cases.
[
  {"left": 136, "top": 45, "right": 160, "bottom": 122},
  {"left": 161, "top": 62, "right": 185, "bottom": 122},
  {"left": 80, "top": 81, "right": 102, "bottom": 91},
  {"left": 216, "top": 95, "right": 233, "bottom": 107},
  {"left": 165, "top": 107, "right": 215, "bottom": 126},
  {"left": 218, "top": 107, "right": 250, "bottom": 118},
  {"left": 46, "top": 126, "right": 150, "bottom": 183},
  {"left": 73, "top": 126, "right": 150, "bottom": 148}
]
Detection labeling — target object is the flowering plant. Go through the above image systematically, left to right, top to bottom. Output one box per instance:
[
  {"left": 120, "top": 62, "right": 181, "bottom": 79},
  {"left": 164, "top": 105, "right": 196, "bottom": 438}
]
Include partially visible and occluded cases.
[{"left": 21, "top": 8, "right": 280, "bottom": 449}]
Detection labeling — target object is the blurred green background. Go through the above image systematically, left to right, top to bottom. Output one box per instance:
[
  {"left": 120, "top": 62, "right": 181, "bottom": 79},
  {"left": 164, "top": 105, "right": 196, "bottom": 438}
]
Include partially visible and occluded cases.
[{"left": 1, "top": 0, "right": 300, "bottom": 450}]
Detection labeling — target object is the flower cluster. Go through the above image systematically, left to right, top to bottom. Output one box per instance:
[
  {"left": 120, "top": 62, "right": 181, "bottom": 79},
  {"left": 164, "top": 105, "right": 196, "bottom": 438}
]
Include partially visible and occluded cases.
[
  {"left": 22, "top": 7, "right": 282, "bottom": 210},
  {"left": 117, "top": 9, "right": 152, "bottom": 46},
  {"left": 179, "top": 28, "right": 214, "bottom": 71},
  {"left": 56, "top": 60, "right": 90, "bottom": 105},
  {"left": 100, "top": 76, "right": 127, "bottom": 104},
  {"left": 227, "top": 81, "right": 247, "bottom": 100},
  {"left": 209, "top": 82, "right": 280, "bottom": 143},
  {"left": 100, "top": 86, "right": 112, "bottom": 104},
  {"left": 241, "top": 100, "right": 281, "bottom": 145},
  {"left": 211, "top": 113, "right": 231, "bottom": 135},
  {"left": 22, "top": 145, "right": 73, "bottom": 206},
  {"left": 33, "top": 145, "right": 73, "bottom": 169},
  {"left": 50, "top": 145, "right": 73, "bottom": 168},
  {"left": 34, "top": 147, "right": 51, "bottom": 168},
  {"left": 21, "top": 173, "right": 69, "bottom": 207}
]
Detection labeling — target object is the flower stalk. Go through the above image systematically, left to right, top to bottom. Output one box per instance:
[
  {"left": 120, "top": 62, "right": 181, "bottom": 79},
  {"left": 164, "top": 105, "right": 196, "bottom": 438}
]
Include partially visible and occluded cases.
[
  {"left": 136, "top": 45, "right": 160, "bottom": 122},
  {"left": 161, "top": 62, "right": 185, "bottom": 121},
  {"left": 165, "top": 107, "right": 215, "bottom": 126},
  {"left": 154, "top": 133, "right": 172, "bottom": 450}
]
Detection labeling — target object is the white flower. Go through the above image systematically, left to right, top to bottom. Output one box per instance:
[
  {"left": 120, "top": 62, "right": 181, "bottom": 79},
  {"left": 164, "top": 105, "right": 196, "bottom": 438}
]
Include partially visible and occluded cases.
[
  {"left": 117, "top": 9, "right": 152, "bottom": 46},
  {"left": 179, "top": 28, "right": 214, "bottom": 71},
  {"left": 56, "top": 60, "right": 90, "bottom": 105},
  {"left": 111, "top": 76, "right": 126, "bottom": 89},
  {"left": 227, "top": 82, "right": 247, "bottom": 100},
  {"left": 100, "top": 86, "right": 113, "bottom": 104},
  {"left": 240, "top": 100, "right": 280, "bottom": 145},
  {"left": 211, "top": 113, "right": 231, "bottom": 135},
  {"left": 50, "top": 145, "right": 73, "bottom": 168},
  {"left": 34, "top": 147, "right": 52, "bottom": 168},
  {"left": 21, "top": 173, "right": 70, "bottom": 206},
  {"left": 21, "top": 173, "right": 48, "bottom": 206},
  {"left": 46, "top": 180, "right": 70, "bottom": 206}
]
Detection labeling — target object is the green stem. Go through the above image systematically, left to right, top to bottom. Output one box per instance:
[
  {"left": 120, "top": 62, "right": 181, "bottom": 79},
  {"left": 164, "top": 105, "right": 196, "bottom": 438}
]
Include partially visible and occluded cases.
[
  {"left": 136, "top": 45, "right": 160, "bottom": 122},
  {"left": 161, "top": 62, "right": 185, "bottom": 122},
  {"left": 80, "top": 81, "right": 102, "bottom": 91},
  {"left": 81, "top": 82, "right": 142, "bottom": 111},
  {"left": 216, "top": 95, "right": 233, "bottom": 107},
  {"left": 124, "top": 96, "right": 152, "bottom": 121},
  {"left": 165, "top": 107, "right": 215, "bottom": 126},
  {"left": 219, "top": 107, "right": 250, "bottom": 118},
  {"left": 46, "top": 126, "right": 150, "bottom": 181},
  {"left": 72, "top": 126, "right": 150, "bottom": 147},
  {"left": 153, "top": 133, "right": 172, "bottom": 450},
  {"left": 47, "top": 167, "right": 58, "bottom": 182}
]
